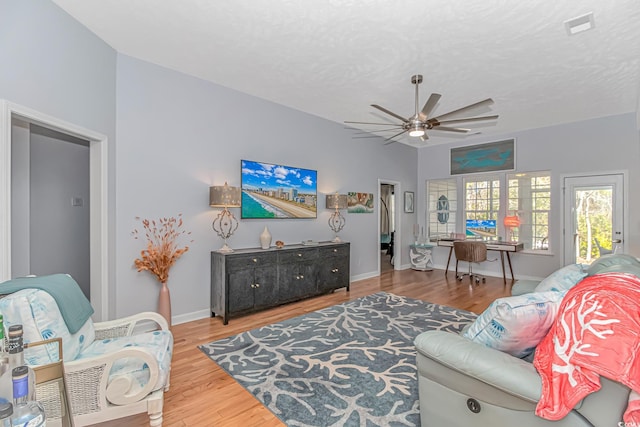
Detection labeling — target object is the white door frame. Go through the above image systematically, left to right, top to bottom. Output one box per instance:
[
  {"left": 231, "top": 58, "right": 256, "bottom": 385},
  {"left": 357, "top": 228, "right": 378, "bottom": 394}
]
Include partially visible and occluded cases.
[
  {"left": 0, "top": 100, "right": 109, "bottom": 321},
  {"left": 561, "top": 171, "right": 627, "bottom": 265},
  {"left": 378, "top": 179, "right": 401, "bottom": 273}
]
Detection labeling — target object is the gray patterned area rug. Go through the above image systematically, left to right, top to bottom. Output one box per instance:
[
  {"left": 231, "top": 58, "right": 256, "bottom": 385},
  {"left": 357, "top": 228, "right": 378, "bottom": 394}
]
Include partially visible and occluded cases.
[{"left": 199, "top": 292, "right": 476, "bottom": 426}]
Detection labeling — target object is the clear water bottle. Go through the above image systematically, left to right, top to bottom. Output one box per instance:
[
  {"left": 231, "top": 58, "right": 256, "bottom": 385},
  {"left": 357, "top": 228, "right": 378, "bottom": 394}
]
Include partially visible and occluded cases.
[
  {"left": 11, "top": 367, "right": 45, "bottom": 427},
  {"left": 0, "top": 402, "right": 12, "bottom": 427}
]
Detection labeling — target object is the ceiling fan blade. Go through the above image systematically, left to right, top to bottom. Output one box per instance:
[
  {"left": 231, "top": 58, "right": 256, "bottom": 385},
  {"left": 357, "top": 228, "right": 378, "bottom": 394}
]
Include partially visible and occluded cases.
[
  {"left": 419, "top": 93, "right": 442, "bottom": 120},
  {"left": 431, "top": 98, "right": 494, "bottom": 122},
  {"left": 371, "top": 104, "right": 408, "bottom": 123},
  {"left": 436, "top": 115, "right": 499, "bottom": 125},
  {"left": 344, "top": 120, "right": 403, "bottom": 126},
  {"left": 433, "top": 126, "right": 470, "bottom": 133},
  {"left": 351, "top": 127, "right": 406, "bottom": 134},
  {"left": 383, "top": 129, "right": 407, "bottom": 144},
  {"left": 352, "top": 135, "right": 388, "bottom": 139}
]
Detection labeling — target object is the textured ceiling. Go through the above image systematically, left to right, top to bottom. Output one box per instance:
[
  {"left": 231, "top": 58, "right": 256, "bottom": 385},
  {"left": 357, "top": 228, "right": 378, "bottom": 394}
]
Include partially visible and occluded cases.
[{"left": 52, "top": 0, "right": 640, "bottom": 147}]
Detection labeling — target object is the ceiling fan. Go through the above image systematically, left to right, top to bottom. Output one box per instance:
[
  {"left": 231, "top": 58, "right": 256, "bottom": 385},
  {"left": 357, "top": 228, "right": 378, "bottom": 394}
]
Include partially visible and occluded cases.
[{"left": 345, "top": 74, "right": 498, "bottom": 144}]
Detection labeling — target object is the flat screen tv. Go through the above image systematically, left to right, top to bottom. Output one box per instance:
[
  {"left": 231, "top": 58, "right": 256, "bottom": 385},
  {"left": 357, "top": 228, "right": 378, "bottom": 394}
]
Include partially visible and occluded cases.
[
  {"left": 241, "top": 160, "right": 317, "bottom": 219},
  {"left": 465, "top": 219, "right": 497, "bottom": 239}
]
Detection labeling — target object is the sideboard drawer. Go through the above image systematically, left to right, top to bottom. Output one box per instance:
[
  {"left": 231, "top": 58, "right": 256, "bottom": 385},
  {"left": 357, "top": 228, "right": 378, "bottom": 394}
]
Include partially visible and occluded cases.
[
  {"left": 318, "top": 244, "right": 349, "bottom": 258},
  {"left": 277, "top": 247, "right": 318, "bottom": 263},
  {"left": 226, "top": 252, "right": 277, "bottom": 270}
]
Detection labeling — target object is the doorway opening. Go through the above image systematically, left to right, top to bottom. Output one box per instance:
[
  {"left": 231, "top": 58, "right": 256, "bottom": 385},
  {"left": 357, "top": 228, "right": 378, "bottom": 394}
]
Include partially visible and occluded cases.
[
  {"left": 0, "top": 100, "right": 110, "bottom": 320},
  {"left": 12, "top": 122, "right": 91, "bottom": 298},
  {"left": 378, "top": 179, "right": 401, "bottom": 274}
]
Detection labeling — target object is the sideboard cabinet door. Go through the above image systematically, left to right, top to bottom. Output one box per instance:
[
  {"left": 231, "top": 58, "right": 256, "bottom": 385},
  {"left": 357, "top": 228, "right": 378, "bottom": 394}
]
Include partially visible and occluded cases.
[
  {"left": 317, "top": 243, "right": 350, "bottom": 293},
  {"left": 278, "top": 248, "right": 318, "bottom": 302}
]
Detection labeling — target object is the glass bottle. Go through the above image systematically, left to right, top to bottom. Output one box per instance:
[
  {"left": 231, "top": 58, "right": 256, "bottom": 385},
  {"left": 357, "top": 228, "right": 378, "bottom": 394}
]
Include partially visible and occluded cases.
[
  {"left": 0, "top": 316, "right": 10, "bottom": 404},
  {"left": 7, "top": 326, "right": 35, "bottom": 401},
  {"left": 11, "top": 367, "right": 45, "bottom": 427},
  {"left": 0, "top": 402, "right": 12, "bottom": 427}
]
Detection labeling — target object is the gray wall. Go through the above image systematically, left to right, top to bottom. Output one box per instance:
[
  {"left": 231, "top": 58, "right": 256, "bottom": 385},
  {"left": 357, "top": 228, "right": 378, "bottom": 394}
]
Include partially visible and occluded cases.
[
  {"left": 0, "top": 0, "right": 117, "bottom": 313},
  {"left": 115, "top": 54, "right": 418, "bottom": 321},
  {"left": 417, "top": 113, "right": 640, "bottom": 280},
  {"left": 29, "top": 131, "right": 90, "bottom": 298}
]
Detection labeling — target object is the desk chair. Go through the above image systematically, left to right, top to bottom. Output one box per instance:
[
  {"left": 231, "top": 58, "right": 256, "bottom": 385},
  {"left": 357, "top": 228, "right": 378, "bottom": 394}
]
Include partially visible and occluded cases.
[
  {"left": 595, "top": 238, "right": 613, "bottom": 256},
  {"left": 453, "top": 241, "right": 487, "bottom": 284}
]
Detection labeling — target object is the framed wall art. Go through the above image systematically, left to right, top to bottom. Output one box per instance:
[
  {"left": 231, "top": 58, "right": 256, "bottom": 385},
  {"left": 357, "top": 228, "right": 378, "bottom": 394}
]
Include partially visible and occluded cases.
[
  {"left": 450, "top": 138, "right": 515, "bottom": 175},
  {"left": 404, "top": 191, "right": 414, "bottom": 213},
  {"left": 347, "top": 192, "right": 374, "bottom": 213}
]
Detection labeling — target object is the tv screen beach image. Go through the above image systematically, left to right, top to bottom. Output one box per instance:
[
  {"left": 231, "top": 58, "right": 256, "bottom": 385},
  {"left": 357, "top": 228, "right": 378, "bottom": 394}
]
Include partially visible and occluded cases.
[{"left": 241, "top": 160, "right": 317, "bottom": 219}]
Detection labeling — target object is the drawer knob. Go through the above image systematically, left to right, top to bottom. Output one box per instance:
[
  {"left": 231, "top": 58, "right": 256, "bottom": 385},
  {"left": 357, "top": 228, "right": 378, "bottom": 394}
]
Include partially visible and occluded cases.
[
  {"left": 333, "top": 249, "right": 338, "bottom": 252},
  {"left": 297, "top": 253, "right": 302, "bottom": 257},
  {"left": 252, "top": 258, "right": 258, "bottom": 263},
  {"left": 332, "top": 268, "right": 339, "bottom": 273},
  {"left": 255, "top": 283, "right": 260, "bottom": 288},
  {"left": 250, "top": 284, "right": 255, "bottom": 288}
]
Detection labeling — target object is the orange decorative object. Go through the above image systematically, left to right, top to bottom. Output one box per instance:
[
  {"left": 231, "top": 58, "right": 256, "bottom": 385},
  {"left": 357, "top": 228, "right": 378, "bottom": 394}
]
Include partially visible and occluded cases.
[{"left": 503, "top": 215, "right": 521, "bottom": 228}]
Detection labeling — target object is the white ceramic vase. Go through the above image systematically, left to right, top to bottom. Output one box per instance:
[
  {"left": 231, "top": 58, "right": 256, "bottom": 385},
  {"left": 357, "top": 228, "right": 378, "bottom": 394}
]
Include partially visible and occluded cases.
[{"left": 260, "top": 226, "right": 272, "bottom": 249}]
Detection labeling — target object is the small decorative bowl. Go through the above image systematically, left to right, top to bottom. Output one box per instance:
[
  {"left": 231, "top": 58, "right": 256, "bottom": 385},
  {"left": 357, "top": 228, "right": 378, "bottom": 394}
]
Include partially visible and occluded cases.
[{"left": 275, "top": 240, "right": 285, "bottom": 248}]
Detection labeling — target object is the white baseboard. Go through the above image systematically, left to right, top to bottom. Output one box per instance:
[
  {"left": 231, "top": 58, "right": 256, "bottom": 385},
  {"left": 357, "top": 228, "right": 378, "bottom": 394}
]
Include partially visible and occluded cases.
[
  {"left": 350, "top": 271, "right": 378, "bottom": 282},
  {"left": 172, "top": 308, "right": 211, "bottom": 326}
]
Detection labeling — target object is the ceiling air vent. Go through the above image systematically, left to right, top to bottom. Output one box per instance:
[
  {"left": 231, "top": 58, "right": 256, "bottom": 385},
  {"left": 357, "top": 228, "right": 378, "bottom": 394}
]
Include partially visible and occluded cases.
[{"left": 564, "top": 12, "right": 595, "bottom": 36}]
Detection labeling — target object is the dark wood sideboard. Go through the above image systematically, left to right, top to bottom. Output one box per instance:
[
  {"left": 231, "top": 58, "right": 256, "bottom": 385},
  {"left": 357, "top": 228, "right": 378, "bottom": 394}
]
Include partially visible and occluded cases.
[{"left": 211, "top": 241, "right": 350, "bottom": 324}]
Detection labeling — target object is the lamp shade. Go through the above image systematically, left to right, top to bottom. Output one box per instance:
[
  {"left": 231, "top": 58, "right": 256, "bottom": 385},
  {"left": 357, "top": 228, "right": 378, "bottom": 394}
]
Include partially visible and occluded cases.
[
  {"left": 210, "top": 182, "right": 241, "bottom": 207},
  {"left": 326, "top": 194, "right": 348, "bottom": 210},
  {"left": 503, "top": 215, "right": 521, "bottom": 228}
]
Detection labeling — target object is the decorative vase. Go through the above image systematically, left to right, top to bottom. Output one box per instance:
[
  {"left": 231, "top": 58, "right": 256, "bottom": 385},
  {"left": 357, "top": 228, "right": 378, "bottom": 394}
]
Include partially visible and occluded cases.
[
  {"left": 260, "top": 226, "right": 272, "bottom": 249},
  {"left": 158, "top": 281, "right": 172, "bottom": 328}
]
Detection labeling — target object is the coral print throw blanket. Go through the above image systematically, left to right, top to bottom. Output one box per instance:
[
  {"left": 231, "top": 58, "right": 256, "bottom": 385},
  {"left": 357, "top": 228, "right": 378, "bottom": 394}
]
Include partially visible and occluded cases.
[{"left": 534, "top": 273, "right": 640, "bottom": 423}]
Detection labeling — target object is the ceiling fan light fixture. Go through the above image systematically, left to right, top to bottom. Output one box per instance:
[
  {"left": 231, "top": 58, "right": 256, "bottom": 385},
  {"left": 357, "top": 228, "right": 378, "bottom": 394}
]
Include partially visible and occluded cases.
[{"left": 408, "top": 124, "right": 425, "bottom": 137}]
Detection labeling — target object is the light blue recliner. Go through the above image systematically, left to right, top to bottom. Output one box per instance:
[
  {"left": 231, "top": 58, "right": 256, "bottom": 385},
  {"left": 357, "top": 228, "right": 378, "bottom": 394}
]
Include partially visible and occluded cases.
[
  {"left": 415, "top": 254, "right": 639, "bottom": 426},
  {"left": 0, "top": 274, "right": 173, "bottom": 426}
]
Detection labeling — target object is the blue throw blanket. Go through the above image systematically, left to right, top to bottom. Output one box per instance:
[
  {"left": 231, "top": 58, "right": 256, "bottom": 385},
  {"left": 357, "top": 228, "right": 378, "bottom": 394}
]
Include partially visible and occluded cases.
[{"left": 0, "top": 274, "right": 94, "bottom": 334}]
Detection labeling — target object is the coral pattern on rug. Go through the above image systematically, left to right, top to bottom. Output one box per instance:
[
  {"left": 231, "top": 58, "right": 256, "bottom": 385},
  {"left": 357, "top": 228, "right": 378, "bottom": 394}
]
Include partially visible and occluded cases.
[{"left": 199, "top": 292, "right": 476, "bottom": 426}]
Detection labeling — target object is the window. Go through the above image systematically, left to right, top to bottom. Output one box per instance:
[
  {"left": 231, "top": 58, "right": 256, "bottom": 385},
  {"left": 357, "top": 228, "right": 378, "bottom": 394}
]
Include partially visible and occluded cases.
[
  {"left": 427, "top": 170, "right": 551, "bottom": 253},
  {"left": 507, "top": 172, "right": 551, "bottom": 251},
  {"left": 464, "top": 175, "right": 500, "bottom": 230},
  {"left": 427, "top": 179, "right": 456, "bottom": 239}
]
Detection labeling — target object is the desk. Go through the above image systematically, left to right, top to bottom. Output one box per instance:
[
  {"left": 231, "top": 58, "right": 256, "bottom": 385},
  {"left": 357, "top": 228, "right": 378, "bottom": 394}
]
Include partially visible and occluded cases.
[
  {"left": 437, "top": 239, "right": 523, "bottom": 283},
  {"left": 409, "top": 244, "right": 434, "bottom": 271}
]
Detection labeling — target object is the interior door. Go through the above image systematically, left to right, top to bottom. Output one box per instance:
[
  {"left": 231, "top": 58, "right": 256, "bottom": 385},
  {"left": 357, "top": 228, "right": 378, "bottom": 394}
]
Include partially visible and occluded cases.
[{"left": 563, "top": 174, "right": 624, "bottom": 265}]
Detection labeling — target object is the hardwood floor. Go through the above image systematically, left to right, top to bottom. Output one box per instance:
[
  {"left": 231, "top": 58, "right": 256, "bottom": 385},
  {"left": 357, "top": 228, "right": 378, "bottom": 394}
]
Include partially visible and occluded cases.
[{"left": 91, "top": 268, "right": 513, "bottom": 427}]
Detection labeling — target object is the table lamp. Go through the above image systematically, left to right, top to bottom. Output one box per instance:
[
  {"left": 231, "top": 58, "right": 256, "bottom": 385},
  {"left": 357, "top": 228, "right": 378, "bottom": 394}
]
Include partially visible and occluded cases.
[
  {"left": 210, "top": 182, "right": 241, "bottom": 252},
  {"left": 326, "top": 193, "right": 348, "bottom": 242},
  {"left": 503, "top": 213, "right": 521, "bottom": 242}
]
